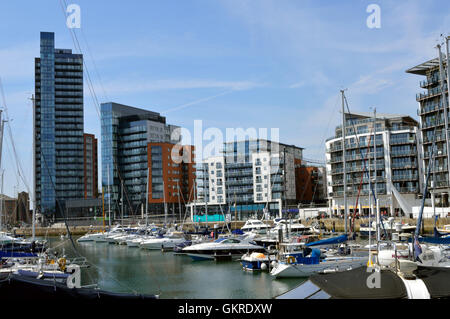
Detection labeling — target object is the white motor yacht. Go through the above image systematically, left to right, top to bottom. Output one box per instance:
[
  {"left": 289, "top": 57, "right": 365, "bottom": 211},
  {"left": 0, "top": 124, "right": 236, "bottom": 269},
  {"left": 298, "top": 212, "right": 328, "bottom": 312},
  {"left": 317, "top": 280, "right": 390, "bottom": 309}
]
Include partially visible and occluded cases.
[
  {"left": 240, "top": 219, "right": 272, "bottom": 233},
  {"left": 269, "top": 219, "right": 311, "bottom": 236},
  {"left": 93, "top": 225, "right": 127, "bottom": 243},
  {"left": 77, "top": 227, "right": 107, "bottom": 242},
  {"left": 139, "top": 231, "right": 186, "bottom": 250},
  {"left": 182, "top": 236, "right": 266, "bottom": 261}
]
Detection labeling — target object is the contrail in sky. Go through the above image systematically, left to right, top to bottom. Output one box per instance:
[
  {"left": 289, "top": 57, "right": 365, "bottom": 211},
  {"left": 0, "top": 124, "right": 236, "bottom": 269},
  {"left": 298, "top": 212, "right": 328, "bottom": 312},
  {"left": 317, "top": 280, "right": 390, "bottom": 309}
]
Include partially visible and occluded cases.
[{"left": 164, "top": 89, "right": 235, "bottom": 113}]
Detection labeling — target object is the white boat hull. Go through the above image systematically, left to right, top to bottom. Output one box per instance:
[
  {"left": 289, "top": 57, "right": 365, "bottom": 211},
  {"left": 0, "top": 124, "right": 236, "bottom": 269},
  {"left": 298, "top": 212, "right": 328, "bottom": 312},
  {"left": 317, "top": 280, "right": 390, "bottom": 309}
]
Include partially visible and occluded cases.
[
  {"left": 77, "top": 233, "right": 105, "bottom": 242},
  {"left": 140, "top": 238, "right": 185, "bottom": 250},
  {"left": 271, "top": 257, "right": 367, "bottom": 278}
]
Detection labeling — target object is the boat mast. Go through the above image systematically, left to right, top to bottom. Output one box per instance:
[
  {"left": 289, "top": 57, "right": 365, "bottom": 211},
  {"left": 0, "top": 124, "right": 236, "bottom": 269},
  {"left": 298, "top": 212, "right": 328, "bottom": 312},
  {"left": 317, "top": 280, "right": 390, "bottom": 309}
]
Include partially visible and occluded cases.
[
  {"left": 445, "top": 36, "right": 450, "bottom": 202},
  {"left": 437, "top": 43, "right": 450, "bottom": 196},
  {"left": 341, "top": 90, "right": 348, "bottom": 233},
  {"left": 30, "top": 95, "right": 37, "bottom": 240},
  {"left": 373, "top": 108, "right": 381, "bottom": 242},
  {"left": 0, "top": 110, "right": 3, "bottom": 231},
  {"left": 283, "top": 148, "right": 287, "bottom": 220},
  {"left": 203, "top": 162, "right": 208, "bottom": 227},
  {"left": 107, "top": 163, "right": 111, "bottom": 228},
  {"left": 146, "top": 167, "right": 149, "bottom": 226},
  {"left": 0, "top": 171, "right": 3, "bottom": 232},
  {"left": 163, "top": 179, "right": 167, "bottom": 226},
  {"left": 193, "top": 179, "right": 197, "bottom": 222},
  {"left": 121, "top": 180, "right": 124, "bottom": 222},
  {"left": 177, "top": 181, "right": 181, "bottom": 224},
  {"left": 102, "top": 186, "right": 105, "bottom": 229},
  {"left": 234, "top": 191, "right": 237, "bottom": 230}
]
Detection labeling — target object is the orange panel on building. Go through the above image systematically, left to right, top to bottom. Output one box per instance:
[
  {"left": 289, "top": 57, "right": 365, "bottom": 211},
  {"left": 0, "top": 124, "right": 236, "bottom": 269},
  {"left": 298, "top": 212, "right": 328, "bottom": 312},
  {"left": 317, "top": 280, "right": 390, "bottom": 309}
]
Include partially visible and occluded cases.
[
  {"left": 83, "top": 133, "right": 98, "bottom": 199},
  {"left": 147, "top": 143, "right": 196, "bottom": 206},
  {"left": 295, "top": 159, "right": 321, "bottom": 202}
]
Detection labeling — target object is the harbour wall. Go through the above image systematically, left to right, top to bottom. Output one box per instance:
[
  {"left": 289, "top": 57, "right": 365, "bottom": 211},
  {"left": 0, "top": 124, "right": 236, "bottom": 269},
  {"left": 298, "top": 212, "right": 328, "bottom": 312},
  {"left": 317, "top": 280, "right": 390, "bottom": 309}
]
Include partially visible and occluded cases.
[{"left": 12, "top": 217, "right": 450, "bottom": 237}]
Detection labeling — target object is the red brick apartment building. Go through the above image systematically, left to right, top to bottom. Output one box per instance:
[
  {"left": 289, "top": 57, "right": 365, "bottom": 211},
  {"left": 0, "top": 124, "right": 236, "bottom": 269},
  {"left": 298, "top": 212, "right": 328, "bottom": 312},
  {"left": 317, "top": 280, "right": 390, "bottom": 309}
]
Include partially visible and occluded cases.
[
  {"left": 83, "top": 133, "right": 98, "bottom": 198},
  {"left": 147, "top": 142, "right": 196, "bottom": 214}
]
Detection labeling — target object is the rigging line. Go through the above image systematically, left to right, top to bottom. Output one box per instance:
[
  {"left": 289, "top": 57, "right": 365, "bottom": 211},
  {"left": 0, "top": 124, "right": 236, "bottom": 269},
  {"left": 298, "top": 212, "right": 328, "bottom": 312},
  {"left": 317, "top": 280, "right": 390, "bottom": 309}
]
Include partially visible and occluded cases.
[
  {"left": 59, "top": 0, "right": 136, "bottom": 216},
  {"left": 59, "top": 0, "right": 101, "bottom": 118},
  {"left": 59, "top": 0, "right": 185, "bottom": 222},
  {"left": 79, "top": 26, "right": 110, "bottom": 102},
  {"left": 0, "top": 79, "right": 31, "bottom": 196},
  {"left": 309, "top": 93, "right": 341, "bottom": 161},
  {"left": 343, "top": 94, "right": 388, "bottom": 238},
  {"left": 343, "top": 95, "right": 376, "bottom": 201},
  {"left": 351, "top": 132, "right": 373, "bottom": 232},
  {"left": 4, "top": 137, "right": 21, "bottom": 189},
  {"left": 40, "top": 150, "right": 140, "bottom": 295},
  {"left": 302, "top": 157, "right": 326, "bottom": 165},
  {"left": 309, "top": 178, "right": 320, "bottom": 207},
  {"left": 179, "top": 182, "right": 191, "bottom": 226}
]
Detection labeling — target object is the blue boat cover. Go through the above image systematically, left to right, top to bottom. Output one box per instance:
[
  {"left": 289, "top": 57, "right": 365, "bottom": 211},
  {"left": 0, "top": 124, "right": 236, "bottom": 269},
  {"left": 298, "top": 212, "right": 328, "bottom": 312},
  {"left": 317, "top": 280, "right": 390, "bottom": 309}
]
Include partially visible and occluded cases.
[
  {"left": 305, "top": 234, "right": 348, "bottom": 247},
  {"left": 408, "top": 236, "right": 450, "bottom": 245},
  {"left": 0, "top": 251, "right": 37, "bottom": 259}
]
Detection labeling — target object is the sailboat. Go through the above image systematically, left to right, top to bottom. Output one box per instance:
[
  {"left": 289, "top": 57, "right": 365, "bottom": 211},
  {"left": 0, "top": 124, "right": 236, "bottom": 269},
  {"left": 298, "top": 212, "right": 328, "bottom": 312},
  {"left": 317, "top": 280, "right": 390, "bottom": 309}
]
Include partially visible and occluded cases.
[
  {"left": 269, "top": 92, "right": 372, "bottom": 278},
  {"left": 276, "top": 125, "right": 450, "bottom": 298}
]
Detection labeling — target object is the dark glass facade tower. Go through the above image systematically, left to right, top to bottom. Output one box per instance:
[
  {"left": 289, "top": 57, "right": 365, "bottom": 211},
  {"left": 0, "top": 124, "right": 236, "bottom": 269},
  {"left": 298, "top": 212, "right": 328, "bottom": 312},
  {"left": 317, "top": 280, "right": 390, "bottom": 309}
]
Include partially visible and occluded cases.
[
  {"left": 34, "top": 32, "right": 84, "bottom": 218},
  {"left": 101, "top": 102, "right": 181, "bottom": 217}
]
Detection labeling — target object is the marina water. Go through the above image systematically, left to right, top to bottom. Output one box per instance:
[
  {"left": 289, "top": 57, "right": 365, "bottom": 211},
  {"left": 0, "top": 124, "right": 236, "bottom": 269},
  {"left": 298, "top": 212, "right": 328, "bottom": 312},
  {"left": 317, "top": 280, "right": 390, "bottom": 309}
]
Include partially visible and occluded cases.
[{"left": 51, "top": 236, "right": 305, "bottom": 299}]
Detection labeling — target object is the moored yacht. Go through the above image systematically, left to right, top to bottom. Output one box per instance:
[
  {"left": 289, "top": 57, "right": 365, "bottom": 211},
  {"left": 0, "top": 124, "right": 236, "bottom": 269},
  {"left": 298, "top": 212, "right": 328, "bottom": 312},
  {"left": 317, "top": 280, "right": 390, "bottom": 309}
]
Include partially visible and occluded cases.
[
  {"left": 359, "top": 218, "right": 416, "bottom": 237},
  {"left": 240, "top": 219, "right": 271, "bottom": 233},
  {"left": 269, "top": 219, "right": 311, "bottom": 236},
  {"left": 139, "top": 231, "right": 186, "bottom": 250},
  {"left": 182, "top": 236, "right": 266, "bottom": 261}
]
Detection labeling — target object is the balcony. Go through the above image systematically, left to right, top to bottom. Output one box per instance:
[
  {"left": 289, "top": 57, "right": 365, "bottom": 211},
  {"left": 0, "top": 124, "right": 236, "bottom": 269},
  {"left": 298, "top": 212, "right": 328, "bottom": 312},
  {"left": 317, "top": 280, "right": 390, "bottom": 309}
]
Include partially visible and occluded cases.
[
  {"left": 420, "top": 75, "right": 440, "bottom": 88},
  {"left": 416, "top": 85, "right": 447, "bottom": 102},
  {"left": 418, "top": 102, "right": 444, "bottom": 116},
  {"left": 421, "top": 119, "right": 446, "bottom": 129},
  {"left": 423, "top": 132, "right": 447, "bottom": 144},
  {"left": 390, "top": 138, "right": 415, "bottom": 145},
  {"left": 423, "top": 149, "right": 447, "bottom": 159},
  {"left": 390, "top": 150, "right": 417, "bottom": 157},
  {"left": 391, "top": 162, "right": 418, "bottom": 169},
  {"left": 431, "top": 166, "right": 448, "bottom": 173},
  {"left": 391, "top": 173, "right": 419, "bottom": 181},
  {"left": 226, "top": 178, "right": 253, "bottom": 186},
  {"left": 397, "top": 187, "right": 419, "bottom": 193}
]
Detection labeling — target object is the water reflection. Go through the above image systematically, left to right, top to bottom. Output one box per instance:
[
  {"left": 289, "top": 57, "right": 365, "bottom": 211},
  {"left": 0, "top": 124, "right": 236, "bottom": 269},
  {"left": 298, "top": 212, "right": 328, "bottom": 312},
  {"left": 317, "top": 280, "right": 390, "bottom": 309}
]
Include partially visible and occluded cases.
[{"left": 49, "top": 237, "right": 303, "bottom": 299}]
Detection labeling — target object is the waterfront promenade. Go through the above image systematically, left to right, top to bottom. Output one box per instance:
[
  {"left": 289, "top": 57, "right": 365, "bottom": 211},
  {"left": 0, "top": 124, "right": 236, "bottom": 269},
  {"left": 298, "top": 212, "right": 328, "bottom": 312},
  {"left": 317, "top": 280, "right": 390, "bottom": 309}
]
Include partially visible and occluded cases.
[{"left": 12, "top": 217, "right": 450, "bottom": 237}]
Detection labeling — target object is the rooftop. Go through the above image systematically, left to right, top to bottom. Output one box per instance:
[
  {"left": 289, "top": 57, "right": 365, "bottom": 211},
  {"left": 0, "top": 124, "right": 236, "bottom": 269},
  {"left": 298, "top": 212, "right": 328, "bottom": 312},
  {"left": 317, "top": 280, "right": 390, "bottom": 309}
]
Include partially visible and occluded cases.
[
  {"left": 406, "top": 57, "right": 444, "bottom": 75},
  {"left": 101, "top": 102, "right": 166, "bottom": 124},
  {"left": 345, "top": 111, "right": 414, "bottom": 121},
  {"left": 224, "top": 138, "right": 304, "bottom": 150}
]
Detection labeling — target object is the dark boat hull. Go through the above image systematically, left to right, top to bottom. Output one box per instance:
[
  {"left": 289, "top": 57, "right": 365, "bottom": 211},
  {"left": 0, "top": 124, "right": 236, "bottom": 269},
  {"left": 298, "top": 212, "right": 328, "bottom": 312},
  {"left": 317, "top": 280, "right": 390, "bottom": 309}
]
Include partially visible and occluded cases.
[{"left": 0, "top": 275, "right": 158, "bottom": 300}]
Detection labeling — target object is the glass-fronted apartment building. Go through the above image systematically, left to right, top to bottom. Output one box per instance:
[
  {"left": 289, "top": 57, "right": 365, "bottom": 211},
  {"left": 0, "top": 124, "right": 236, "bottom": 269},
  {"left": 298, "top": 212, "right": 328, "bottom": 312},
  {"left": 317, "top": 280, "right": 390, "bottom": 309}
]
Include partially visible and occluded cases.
[
  {"left": 34, "top": 32, "right": 85, "bottom": 218},
  {"left": 407, "top": 52, "right": 450, "bottom": 207},
  {"left": 101, "top": 102, "right": 181, "bottom": 217},
  {"left": 325, "top": 112, "right": 422, "bottom": 216},
  {"left": 189, "top": 139, "right": 305, "bottom": 219}
]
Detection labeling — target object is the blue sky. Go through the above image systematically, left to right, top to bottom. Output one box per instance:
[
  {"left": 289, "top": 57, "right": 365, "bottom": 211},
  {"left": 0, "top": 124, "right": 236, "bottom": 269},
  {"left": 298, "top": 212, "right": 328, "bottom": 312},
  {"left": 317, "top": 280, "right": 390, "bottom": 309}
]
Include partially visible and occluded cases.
[{"left": 0, "top": 0, "right": 449, "bottom": 197}]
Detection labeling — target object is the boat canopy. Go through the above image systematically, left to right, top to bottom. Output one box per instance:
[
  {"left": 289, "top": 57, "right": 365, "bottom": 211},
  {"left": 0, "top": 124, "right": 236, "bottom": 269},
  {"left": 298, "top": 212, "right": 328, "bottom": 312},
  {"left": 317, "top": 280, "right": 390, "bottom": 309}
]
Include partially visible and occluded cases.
[
  {"left": 305, "top": 234, "right": 348, "bottom": 247},
  {"left": 214, "top": 238, "right": 228, "bottom": 243},
  {"left": 277, "top": 266, "right": 407, "bottom": 299}
]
